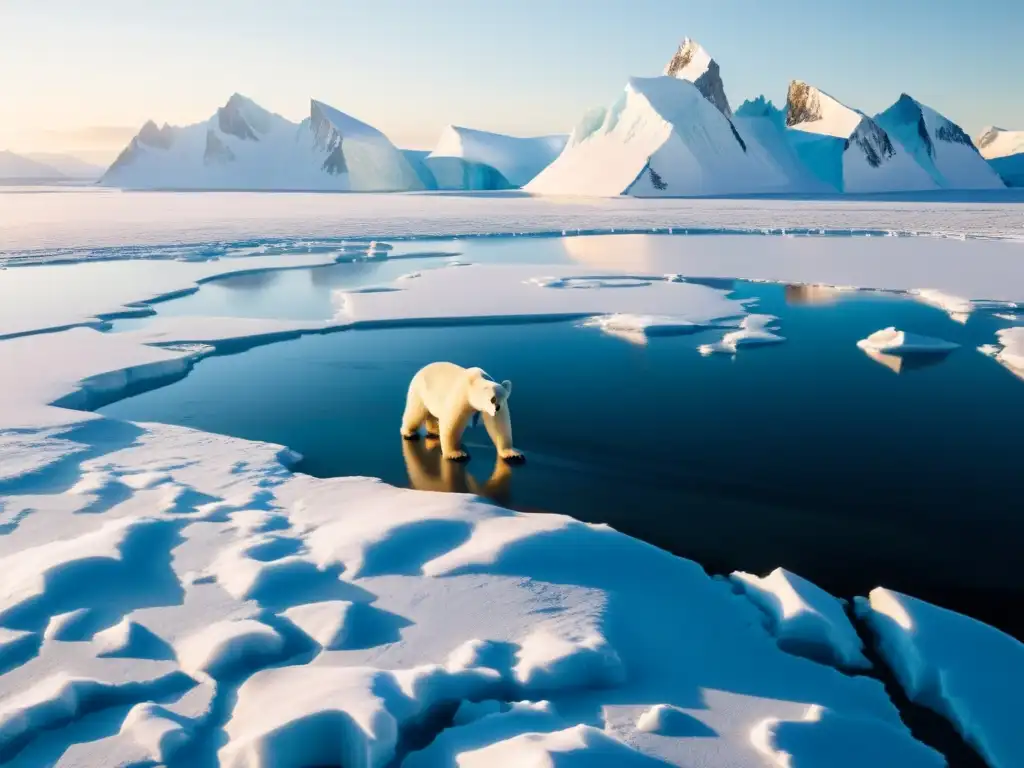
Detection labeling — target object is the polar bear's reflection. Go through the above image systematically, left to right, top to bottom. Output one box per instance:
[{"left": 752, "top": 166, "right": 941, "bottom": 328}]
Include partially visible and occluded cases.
[{"left": 401, "top": 436, "right": 512, "bottom": 506}]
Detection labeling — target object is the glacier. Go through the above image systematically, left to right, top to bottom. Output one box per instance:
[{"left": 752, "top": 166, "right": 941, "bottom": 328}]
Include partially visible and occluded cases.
[
  {"left": 664, "top": 37, "right": 732, "bottom": 118},
  {"left": 100, "top": 94, "right": 424, "bottom": 192},
  {"left": 874, "top": 95, "right": 1004, "bottom": 190},
  {"left": 425, "top": 126, "right": 566, "bottom": 189}
]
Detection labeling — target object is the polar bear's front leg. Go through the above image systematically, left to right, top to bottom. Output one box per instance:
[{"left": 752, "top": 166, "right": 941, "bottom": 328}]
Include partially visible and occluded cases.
[
  {"left": 400, "top": 390, "right": 429, "bottom": 440},
  {"left": 483, "top": 404, "right": 524, "bottom": 463},
  {"left": 439, "top": 408, "right": 472, "bottom": 461}
]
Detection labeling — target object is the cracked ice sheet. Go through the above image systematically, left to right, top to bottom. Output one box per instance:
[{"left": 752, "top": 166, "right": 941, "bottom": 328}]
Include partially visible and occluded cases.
[
  {"left": 0, "top": 251, "right": 343, "bottom": 339},
  {"left": 339, "top": 264, "right": 749, "bottom": 328},
  {"left": 0, "top": 412, "right": 944, "bottom": 767},
  {"left": 856, "top": 588, "right": 1024, "bottom": 768}
]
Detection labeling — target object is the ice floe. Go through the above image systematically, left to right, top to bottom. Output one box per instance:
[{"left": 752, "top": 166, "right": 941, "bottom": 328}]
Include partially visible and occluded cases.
[
  {"left": 699, "top": 314, "right": 785, "bottom": 355},
  {"left": 979, "top": 326, "right": 1024, "bottom": 380},
  {"left": 856, "top": 327, "right": 959, "bottom": 355},
  {"left": 856, "top": 588, "right": 1024, "bottom": 768}
]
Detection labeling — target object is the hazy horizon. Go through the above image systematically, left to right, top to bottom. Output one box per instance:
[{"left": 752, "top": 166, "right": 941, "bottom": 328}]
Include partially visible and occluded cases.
[{"left": 3, "top": 0, "right": 1022, "bottom": 164}]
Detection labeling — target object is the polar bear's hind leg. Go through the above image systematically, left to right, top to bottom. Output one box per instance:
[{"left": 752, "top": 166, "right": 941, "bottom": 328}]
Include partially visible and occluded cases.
[{"left": 424, "top": 416, "right": 440, "bottom": 437}]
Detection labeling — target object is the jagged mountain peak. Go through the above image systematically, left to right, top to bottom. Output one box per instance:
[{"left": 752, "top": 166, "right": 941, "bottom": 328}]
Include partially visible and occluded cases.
[
  {"left": 664, "top": 37, "right": 732, "bottom": 117},
  {"left": 216, "top": 93, "right": 274, "bottom": 141}
]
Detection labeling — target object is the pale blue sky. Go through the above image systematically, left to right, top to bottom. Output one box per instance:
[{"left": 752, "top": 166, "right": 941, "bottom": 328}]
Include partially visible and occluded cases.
[{"left": 1, "top": 0, "right": 1021, "bottom": 157}]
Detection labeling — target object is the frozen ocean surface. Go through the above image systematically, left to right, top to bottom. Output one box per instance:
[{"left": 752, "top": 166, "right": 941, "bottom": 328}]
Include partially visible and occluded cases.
[{"left": 0, "top": 190, "right": 1022, "bottom": 768}]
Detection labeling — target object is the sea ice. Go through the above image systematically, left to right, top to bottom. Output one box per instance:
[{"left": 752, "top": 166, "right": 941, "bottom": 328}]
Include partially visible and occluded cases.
[
  {"left": 699, "top": 314, "right": 784, "bottom": 355},
  {"left": 856, "top": 327, "right": 959, "bottom": 355},
  {"left": 730, "top": 568, "right": 870, "bottom": 670},
  {"left": 856, "top": 588, "right": 1024, "bottom": 768}
]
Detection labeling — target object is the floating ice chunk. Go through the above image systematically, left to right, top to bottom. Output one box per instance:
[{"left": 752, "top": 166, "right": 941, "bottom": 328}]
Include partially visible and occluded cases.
[
  {"left": 397, "top": 271, "right": 422, "bottom": 280},
  {"left": 911, "top": 289, "right": 974, "bottom": 323},
  {"left": 583, "top": 313, "right": 707, "bottom": 345},
  {"left": 699, "top": 314, "right": 785, "bottom": 355},
  {"left": 979, "top": 326, "right": 1024, "bottom": 381},
  {"left": 856, "top": 327, "right": 958, "bottom": 355},
  {"left": 730, "top": 568, "right": 870, "bottom": 670},
  {"left": 855, "top": 588, "right": 1024, "bottom": 768},
  {"left": 282, "top": 600, "right": 354, "bottom": 650},
  {"left": 175, "top": 618, "right": 284, "bottom": 680},
  {"left": 513, "top": 628, "right": 625, "bottom": 693},
  {"left": 119, "top": 702, "right": 193, "bottom": 764},
  {"left": 751, "top": 704, "right": 944, "bottom": 767},
  {"left": 458, "top": 724, "right": 659, "bottom": 767}
]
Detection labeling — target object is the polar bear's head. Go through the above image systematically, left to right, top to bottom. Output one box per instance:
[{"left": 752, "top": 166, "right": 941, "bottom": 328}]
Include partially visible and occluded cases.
[{"left": 467, "top": 369, "right": 512, "bottom": 417}]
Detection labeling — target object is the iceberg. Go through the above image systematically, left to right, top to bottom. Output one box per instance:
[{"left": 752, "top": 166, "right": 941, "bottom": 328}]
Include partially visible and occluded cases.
[
  {"left": 526, "top": 77, "right": 798, "bottom": 197},
  {"left": 785, "top": 81, "right": 937, "bottom": 193},
  {"left": 100, "top": 94, "right": 424, "bottom": 192},
  {"left": 875, "top": 95, "right": 1004, "bottom": 190},
  {"left": 426, "top": 126, "right": 566, "bottom": 189}
]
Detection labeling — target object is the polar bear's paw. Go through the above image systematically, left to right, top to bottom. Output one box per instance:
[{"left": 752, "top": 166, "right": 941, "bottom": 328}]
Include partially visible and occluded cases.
[
  {"left": 401, "top": 430, "right": 421, "bottom": 441},
  {"left": 444, "top": 449, "right": 470, "bottom": 462},
  {"left": 500, "top": 449, "right": 526, "bottom": 464}
]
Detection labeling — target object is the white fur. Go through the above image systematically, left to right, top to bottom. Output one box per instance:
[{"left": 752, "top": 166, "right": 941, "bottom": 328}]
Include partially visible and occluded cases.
[{"left": 401, "top": 362, "right": 522, "bottom": 462}]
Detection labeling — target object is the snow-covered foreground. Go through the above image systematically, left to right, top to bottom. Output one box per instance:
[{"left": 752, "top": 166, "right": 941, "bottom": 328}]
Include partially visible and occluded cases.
[
  {"left": 4, "top": 188, "right": 1024, "bottom": 256},
  {"left": 0, "top": 227, "right": 1022, "bottom": 766}
]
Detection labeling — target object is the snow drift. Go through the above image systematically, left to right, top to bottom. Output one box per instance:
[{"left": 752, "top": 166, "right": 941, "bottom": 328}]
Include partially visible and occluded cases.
[
  {"left": 526, "top": 76, "right": 799, "bottom": 197},
  {"left": 785, "top": 81, "right": 937, "bottom": 193},
  {"left": 100, "top": 94, "right": 423, "bottom": 192},
  {"left": 874, "top": 95, "right": 1004, "bottom": 190},
  {"left": 426, "top": 126, "right": 566, "bottom": 189}
]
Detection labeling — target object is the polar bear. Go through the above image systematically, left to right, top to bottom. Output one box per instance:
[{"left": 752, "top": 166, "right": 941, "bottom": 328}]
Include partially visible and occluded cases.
[{"left": 401, "top": 362, "right": 523, "bottom": 463}]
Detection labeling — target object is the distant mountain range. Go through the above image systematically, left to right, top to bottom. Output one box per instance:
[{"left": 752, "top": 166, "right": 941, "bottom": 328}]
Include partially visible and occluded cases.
[
  {"left": 11, "top": 38, "right": 1018, "bottom": 194},
  {"left": 0, "top": 151, "right": 103, "bottom": 181}
]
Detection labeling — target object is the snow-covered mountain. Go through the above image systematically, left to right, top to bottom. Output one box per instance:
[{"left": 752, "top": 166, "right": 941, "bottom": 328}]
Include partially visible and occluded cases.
[
  {"left": 664, "top": 38, "right": 732, "bottom": 118},
  {"left": 525, "top": 77, "right": 799, "bottom": 197},
  {"left": 785, "top": 81, "right": 936, "bottom": 193},
  {"left": 101, "top": 94, "right": 423, "bottom": 192},
  {"left": 874, "top": 95, "right": 1003, "bottom": 190},
  {"left": 734, "top": 97, "right": 833, "bottom": 193},
  {"left": 425, "top": 126, "right": 566, "bottom": 189},
  {"left": 976, "top": 126, "right": 1024, "bottom": 159},
  {"left": 976, "top": 127, "right": 1024, "bottom": 187},
  {"left": 0, "top": 150, "right": 65, "bottom": 180},
  {"left": 24, "top": 152, "right": 104, "bottom": 179}
]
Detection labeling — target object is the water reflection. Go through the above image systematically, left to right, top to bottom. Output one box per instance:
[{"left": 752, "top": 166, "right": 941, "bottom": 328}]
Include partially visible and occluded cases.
[
  {"left": 215, "top": 270, "right": 282, "bottom": 291},
  {"left": 784, "top": 284, "right": 841, "bottom": 306},
  {"left": 858, "top": 346, "right": 953, "bottom": 374},
  {"left": 401, "top": 436, "right": 512, "bottom": 506}
]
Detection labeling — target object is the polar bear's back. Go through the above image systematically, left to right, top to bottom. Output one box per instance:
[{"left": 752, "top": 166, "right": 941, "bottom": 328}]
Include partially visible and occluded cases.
[{"left": 410, "top": 361, "right": 469, "bottom": 413}]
